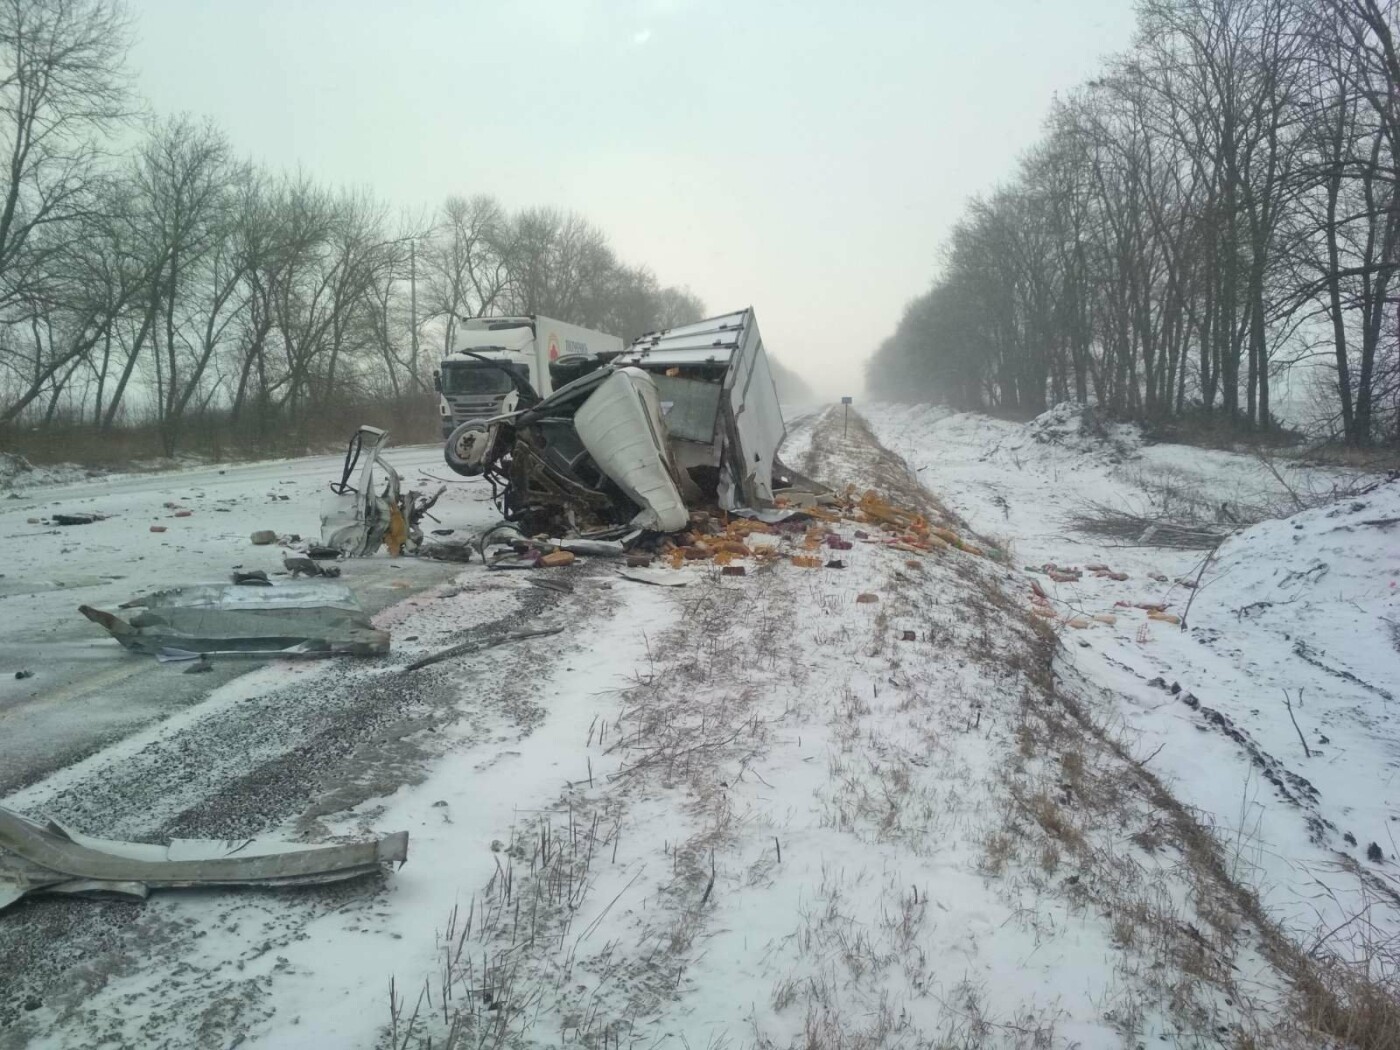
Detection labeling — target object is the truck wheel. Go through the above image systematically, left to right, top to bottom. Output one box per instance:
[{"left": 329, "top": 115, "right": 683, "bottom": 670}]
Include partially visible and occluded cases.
[{"left": 444, "top": 420, "right": 491, "bottom": 477}]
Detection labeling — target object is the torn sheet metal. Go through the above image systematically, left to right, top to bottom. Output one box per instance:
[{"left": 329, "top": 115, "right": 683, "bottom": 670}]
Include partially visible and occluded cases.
[
  {"left": 574, "top": 368, "right": 689, "bottom": 532},
  {"left": 322, "top": 425, "right": 400, "bottom": 556},
  {"left": 321, "top": 426, "right": 445, "bottom": 556},
  {"left": 618, "top": 568, "right": 690, "bottom": 587},
  {"left": 79, "top": 582, "right": 390, "bottom": 657},
  {"left": 0, "top": 805, "right": 407, "bottom": 911}
]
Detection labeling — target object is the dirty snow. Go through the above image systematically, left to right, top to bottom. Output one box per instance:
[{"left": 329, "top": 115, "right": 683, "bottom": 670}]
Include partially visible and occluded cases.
[{"left": 865, "top": 401, "right": 1400, "bottom": 970}]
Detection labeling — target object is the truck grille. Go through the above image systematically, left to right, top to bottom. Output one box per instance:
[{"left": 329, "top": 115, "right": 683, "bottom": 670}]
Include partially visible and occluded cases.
[{"left": 447, "top": 396, "right": 505, "bottom": 421}]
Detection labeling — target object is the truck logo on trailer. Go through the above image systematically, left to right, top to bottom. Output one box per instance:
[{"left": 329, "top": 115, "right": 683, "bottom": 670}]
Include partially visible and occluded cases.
[{"left": 547, "top": 333, "right": 561, "bottom": 361}]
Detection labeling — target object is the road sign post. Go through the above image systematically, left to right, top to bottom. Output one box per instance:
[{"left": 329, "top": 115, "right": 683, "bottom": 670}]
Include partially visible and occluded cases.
[{"left": 841, "top": 396, "right": 852, "bottom": 438}]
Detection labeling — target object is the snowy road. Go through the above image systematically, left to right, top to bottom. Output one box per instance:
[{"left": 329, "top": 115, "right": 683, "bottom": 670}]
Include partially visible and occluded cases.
[{"left": 0, "top": 445, "right": 500, "bottom": 792}]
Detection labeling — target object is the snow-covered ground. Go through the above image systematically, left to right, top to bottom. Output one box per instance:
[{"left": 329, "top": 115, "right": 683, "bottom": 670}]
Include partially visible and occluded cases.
[
  {"left": 865, "top": 402, "right": 1400, "bottom": 971},
  {"left": 3, "top": 406, "right": 1394, "bottom": 1049}
]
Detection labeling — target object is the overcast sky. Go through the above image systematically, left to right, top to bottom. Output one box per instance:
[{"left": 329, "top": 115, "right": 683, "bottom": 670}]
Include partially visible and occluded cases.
[{"left": 127, "top": 0, "right": 1138, "bottom": 399}]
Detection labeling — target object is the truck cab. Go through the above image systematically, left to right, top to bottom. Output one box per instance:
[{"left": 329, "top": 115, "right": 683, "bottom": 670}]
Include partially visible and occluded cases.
[{"left": 435, "top": 316, "right": 623, "bottom": 439}]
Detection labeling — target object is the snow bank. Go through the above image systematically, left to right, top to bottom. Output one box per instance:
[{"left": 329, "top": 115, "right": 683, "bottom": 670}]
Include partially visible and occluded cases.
[
  {"left": 863, "top": 400, "right": 1400, "bottom": 970},
  {"left": 1024, "top": 400, "right": 1142, "bottom": 460},
  {"left": 0, "top": 452, "right": 95, "bottom": 490},
  {"left": 1202, "top": 476, "right": 1399, "bottom": 610}
]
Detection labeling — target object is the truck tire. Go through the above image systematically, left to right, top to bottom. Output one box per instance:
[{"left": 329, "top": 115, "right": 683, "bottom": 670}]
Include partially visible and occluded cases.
[{"left": 444, "top": 420, "right": 492, "bottom": 477}]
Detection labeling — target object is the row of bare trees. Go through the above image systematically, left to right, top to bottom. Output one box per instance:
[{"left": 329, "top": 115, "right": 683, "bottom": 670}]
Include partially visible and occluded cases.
[
  {"left": 0, "top": 0, "right": 703, "bottom": 454},
  {"left": 868, "top": 0, "right": 1399, "bottom": 446}
]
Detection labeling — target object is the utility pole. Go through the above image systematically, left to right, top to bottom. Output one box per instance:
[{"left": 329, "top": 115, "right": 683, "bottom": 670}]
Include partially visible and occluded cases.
[{"left": 410, "top": 239, "right": 419, "bottom": 381}]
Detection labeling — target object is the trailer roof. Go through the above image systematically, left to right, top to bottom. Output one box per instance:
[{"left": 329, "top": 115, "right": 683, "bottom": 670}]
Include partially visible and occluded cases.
[{"left": 620, "top": 308, "right": 753, "bottom": 366}]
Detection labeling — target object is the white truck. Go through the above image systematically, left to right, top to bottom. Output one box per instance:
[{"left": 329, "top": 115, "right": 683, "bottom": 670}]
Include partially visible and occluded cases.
[{"left": 434, "top": 316, "right": 623, "bottom": 439}]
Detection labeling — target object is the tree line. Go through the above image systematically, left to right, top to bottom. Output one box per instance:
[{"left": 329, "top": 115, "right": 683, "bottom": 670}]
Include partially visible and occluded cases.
[
  {"left": 0, "top": 0, "right": 704, "bottom": 454},
  {"left": 867, "top": 0, "right": 1399, "bottom": 447}
]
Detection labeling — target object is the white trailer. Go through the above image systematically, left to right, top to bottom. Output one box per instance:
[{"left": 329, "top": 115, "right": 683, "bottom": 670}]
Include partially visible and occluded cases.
[
  {"left": 617, "top": 308, "right": 788, "bottom": 511},
  {"left": 434, "top": 316, "right": 623, "bottom": 438}
]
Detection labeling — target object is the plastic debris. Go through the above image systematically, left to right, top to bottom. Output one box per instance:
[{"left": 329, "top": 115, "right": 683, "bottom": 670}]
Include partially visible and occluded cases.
[
  {"left": 283, "top": 555, "right": 342, "bottom": 579},
  {"left": 618, "top": 569, "right": 689, "bottom": 587}
]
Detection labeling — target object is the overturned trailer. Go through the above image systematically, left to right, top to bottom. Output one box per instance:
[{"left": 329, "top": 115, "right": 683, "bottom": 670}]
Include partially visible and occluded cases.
[
  {"left": 442, "top": 308, "right": 817, "bottom": 535},
  {"left": 617, "top": 308, "right": 789, "bottom": 514}
]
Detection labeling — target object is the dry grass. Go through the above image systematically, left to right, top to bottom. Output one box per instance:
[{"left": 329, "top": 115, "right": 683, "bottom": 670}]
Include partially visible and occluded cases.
[
  {"left": 1, "top": 392, "right": 440, "bottom": 468},
  {"left": 1287, "top": 442, "right": 1400, "bottom": 473},
  {"left": 1067, "top": 502, "right": 1235, "bottom": 548},
  {"left": 390, "top": 547, "right": 811, "bottom": 1047},
  {"left": 991, "top": 628, "right": 1400, "bottom": 1049}
]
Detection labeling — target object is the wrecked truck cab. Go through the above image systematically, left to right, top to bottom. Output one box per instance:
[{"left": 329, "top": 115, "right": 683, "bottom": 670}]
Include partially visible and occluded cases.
[
  {"left": 458, "top": 308, "right": 821, "bottom": 538},
  {"left": 490, "top": 365, "right": 688, "bottom": 535},
  {"left": 320, "top": 426, "right": 444, "bottom": 557}
]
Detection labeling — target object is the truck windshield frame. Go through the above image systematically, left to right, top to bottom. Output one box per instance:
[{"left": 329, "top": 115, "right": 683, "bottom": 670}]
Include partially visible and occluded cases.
[{"left": 441, "top": 361, "right": 529, "bottom": 396}]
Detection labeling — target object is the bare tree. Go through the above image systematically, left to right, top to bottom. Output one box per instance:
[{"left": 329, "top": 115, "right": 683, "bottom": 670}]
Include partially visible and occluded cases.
[{"left": 0, "top": 0, "right": 133, "bottom": 419}]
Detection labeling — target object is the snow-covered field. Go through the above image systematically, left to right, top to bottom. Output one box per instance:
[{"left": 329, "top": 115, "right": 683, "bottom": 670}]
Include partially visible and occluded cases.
[
  {"left": 865, "top": 403, "right": 1400, "bottom": 973},
  {"left": 2, "top": 406, "right": 1397, "bottom": 1049}
]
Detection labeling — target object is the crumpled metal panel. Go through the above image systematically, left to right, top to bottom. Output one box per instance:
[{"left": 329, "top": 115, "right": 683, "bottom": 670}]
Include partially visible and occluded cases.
[
  {"left": 573, "top": 368, "right": 688, "bottom": 532},
  {"left": 320, "top": 426, "right": 400, "bottom": 557},
  {"left": 79, "top": 582, "right": 390, "bottom": 657},
  {"left": 0, "top": 805, "right": 407, "bottom": 911}
]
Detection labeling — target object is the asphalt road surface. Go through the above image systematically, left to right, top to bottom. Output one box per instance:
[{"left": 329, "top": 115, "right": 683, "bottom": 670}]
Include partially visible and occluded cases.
[{"left": 0, "top": 444, "right": 499, "bottom": 793}]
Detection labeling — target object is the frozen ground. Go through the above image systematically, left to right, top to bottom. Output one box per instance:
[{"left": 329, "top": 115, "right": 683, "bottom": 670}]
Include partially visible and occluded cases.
[
  {"left": 865, "top": 402, "right": 1400, "bottom": 972},
  {"left": 1, "top": 407, "right": 1394, "bottom": 1049}
]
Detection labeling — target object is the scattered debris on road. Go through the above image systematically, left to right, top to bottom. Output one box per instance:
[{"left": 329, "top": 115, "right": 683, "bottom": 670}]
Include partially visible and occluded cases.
[
  {"left": 52, "top": 513, "right": 105, "bottom": 526},
  {"left": 417, "top": 537, "right": 475, "bottom": 563},
  {"left": 283, "top": 554, "right": 342, "bottom": 579},
  {"left": 405, "top": 625, "right": 565, "bottom": 671},
  {"left": 0, "top": 805, "right": 407, "bottom": 912}
]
